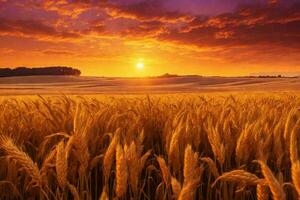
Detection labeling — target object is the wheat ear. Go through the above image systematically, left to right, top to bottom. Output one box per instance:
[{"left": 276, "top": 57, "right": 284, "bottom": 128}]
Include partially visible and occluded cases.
[
  {"left": 290, "top": 120, "right": 300, "bottom": 196},
  {"left": 103, "top": 131, "right": 119, "bottom": 183},
  {"left": 0, "top": 136, "right": 42, "bottom": 188},
  {"left": 56, "top": 141, "right": 68, "bottom": 188},
  {"left": 115, "top": 144, "right": 128, "bottom": 198},
  {"left": 257, "top": 161, "right": 286, "bottom": 200},
  {"left": 213, "top": 170, "right": 262, "bottom": 187},
  {"left": 257, "top": 183, "right": 269, "bottom": 200}
]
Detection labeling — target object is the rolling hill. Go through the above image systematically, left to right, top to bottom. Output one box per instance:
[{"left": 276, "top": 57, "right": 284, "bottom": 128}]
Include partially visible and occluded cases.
[{"left": 0, "top": 75, "right": 299, "bottom": 95}]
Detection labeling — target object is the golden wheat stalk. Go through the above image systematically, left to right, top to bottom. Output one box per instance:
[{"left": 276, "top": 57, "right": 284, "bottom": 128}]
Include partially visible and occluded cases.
[
  {"left": 284, "top": 108, "right": 298, "bottom": 140},
  {"left": 290, "top": 119, "right": 300, "bottom": 196},
  {"left": 236, "top": 124, "right": 252, "bottom": 164},
  {"left": 207, "top": 126, "right": 225, "bottom": 165},
  {"left": 168, "top": 127, "right": 181, "bottom": 172},
  {"left": 103, "top": 129, "right": 120, "bottom": 183},
  {"left": 65, "top": 131, "right": 90, "bottom": 180},
  {"left": 74, "top": 133, "right": 90, "bottom": 176},
  {"left": 0, "top": 136, "right": 42, "bottom": 188},
  {"left": 124, "top": 140, "right": 151, "bottom": 197},
  {"left": 56, "top": 141, "right": 68, "bottom": 188},
  {"left": 124, "top": 142, "right": 139, "bottom": 196},
  {"left": 115, "top": 144, "right": 128, "bottom": 198},
  {"left": 178, "top": 144, "right": 203, "bottom": 200},
  {"left": 183, "top": 144, "right": 199, "bottom": 181},
  {"left": 40, "top": 147, "right": 57, "bottom": 181},
  {"left": 139, "top": 150, "right": 151, "bottom": 172},
  {"left": 156, "top": 156, "right": 171, "bottom": 186},
  {"left": 200, "top": 157, "right": 219, "bottom": 178},
  {"left": 256, "top": 161, "right": 286, "bottom": 200},
  {"left": 292, "top": 161, "right": 300, "bottom": 198},
  {"left": 213, "top": 170, "right": 262, "bottom": 186},
  {"left": 171, "top": 177, "right": 181, "bottom": 199},
  {"left": 178, "top": 181, "right": 199, "bottom": 200},
  {"left": 257, "top": 183, "right": 269, "bottom": 200}
]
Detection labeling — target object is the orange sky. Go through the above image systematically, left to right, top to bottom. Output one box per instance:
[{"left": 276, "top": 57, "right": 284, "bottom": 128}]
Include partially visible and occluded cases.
[{"left": 0, "top": 0, "right": 299, "bottom": 76}]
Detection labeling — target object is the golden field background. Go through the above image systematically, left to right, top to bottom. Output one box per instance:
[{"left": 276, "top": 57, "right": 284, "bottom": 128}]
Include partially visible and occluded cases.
[
  {"left": 0, "top": 76, "right": 300, "bottom": 95},
  {"left": 0, "top": 93, "right": 300, "bottom": 200}
]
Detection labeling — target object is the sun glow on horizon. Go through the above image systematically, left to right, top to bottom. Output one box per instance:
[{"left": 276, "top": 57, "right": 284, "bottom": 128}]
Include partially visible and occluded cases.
[{"left": 136, "top": 62, "right": 144, "bottom": 70}]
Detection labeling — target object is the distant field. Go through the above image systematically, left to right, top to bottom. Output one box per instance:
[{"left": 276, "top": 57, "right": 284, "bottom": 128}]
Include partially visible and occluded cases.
[{"left": 0, "top": 75, "right": 299, "bottom": 95}]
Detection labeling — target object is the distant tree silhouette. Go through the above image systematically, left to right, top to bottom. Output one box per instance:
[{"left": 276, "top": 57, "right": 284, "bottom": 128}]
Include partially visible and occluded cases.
[
  {"left": 0, "top": 66, "right": 81, "bottom": 77},
  {"left": 159, "top": 73, "right": 179, "bottom": 78},
  {"left": 258, "top": 75, "right": 283, "bottom": 78}
]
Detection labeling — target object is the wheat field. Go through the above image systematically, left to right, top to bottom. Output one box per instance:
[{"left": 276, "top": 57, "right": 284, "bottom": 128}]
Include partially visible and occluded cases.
[{"left": 0, "top": 93, "right": 300, "bottom": 200}]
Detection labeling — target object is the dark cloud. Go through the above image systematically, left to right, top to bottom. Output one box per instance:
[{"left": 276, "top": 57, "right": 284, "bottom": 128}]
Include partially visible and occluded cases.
[
  {"left": 1, "top": 0, "right": 299, "bottom": 46},
  {"left": 34, "top": 0, "right": 190, "bottom": 22},
  {"left": 105, "top": 0, "right": 190, "bottom": 22},
  {"left": 141, "top": 1, "right": 300, "bottom": 67},
  {"left": 158, "top": 2, "right": 300, "bottom": 49},
  {"left": 0, "top": 18, "right": 81, "bottom": 39},
  {"left": 119, "top": 20, "right": 166, "bottom": 37}
]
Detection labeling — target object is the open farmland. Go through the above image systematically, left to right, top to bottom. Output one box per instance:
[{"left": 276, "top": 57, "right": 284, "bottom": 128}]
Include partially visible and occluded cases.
[
  {"left": 0, "top": 76, "right": 300, "bottom": 95},
  {"left": 0, "top": 94, "right": 300, "bottom": 199}
]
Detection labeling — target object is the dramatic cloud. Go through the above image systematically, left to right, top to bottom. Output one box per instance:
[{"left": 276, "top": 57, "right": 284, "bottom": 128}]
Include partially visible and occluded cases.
[
  {"left": 0, "top": 0, "right": 299, "bottom": 76},
  {"left": 105, "top": 0, "right": 192, "bottom": 22},
  {"left": 159, "top": 3, "right": 300, "bottom": 48},
  {"left": 0, "top": 18, "right": 81, "bottom": 39}
]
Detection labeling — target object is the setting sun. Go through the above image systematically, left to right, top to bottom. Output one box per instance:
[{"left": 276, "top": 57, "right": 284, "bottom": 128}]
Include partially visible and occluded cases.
[{"left": 136, "top": 62, "right": 144, "bottom": 70}]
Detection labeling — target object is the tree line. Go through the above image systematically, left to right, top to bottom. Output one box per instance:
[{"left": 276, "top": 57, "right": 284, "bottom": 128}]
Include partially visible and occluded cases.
[{"left": 0, "top": 66, "right": 81, "bottom": 77}]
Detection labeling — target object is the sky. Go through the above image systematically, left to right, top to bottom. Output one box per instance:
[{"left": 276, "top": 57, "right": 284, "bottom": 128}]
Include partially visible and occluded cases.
[{"left": 0, "top": 0, "right": 299, "bottom": 77}]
